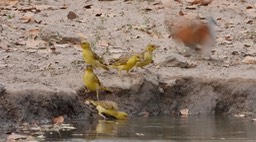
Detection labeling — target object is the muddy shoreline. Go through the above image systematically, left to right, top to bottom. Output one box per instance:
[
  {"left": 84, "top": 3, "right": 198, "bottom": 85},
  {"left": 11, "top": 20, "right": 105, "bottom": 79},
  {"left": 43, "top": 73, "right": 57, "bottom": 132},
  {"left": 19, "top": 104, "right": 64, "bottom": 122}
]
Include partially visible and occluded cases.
[{"left": 1, "top": 77, "right": 256, "bottom": 128}]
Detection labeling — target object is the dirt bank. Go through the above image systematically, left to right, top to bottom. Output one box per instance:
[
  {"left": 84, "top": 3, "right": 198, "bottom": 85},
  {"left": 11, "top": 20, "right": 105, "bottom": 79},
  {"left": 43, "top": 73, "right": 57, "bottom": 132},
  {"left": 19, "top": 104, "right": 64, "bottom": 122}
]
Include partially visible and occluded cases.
[{"left": 1, "top": 77, "right": 256, "bottom": 125}]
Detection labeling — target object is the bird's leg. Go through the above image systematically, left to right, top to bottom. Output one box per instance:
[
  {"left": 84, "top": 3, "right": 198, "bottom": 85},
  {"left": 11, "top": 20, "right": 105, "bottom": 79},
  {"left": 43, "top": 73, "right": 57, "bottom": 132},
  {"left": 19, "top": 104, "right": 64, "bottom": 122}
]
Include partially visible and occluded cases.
[
  {"left": 118, "top": 69, "right": 122, "bottom": 78},
  {"left": 126, "top": 70, "right": 131, "bottom": 77},
  {"left": 83, "top": 87, "right": 87, "bottom": 94},
  {"left": 96, "top": 91, "right": 99, "bottom": 100},
  {"left": 98, "top": 112, "right": 107, "bottom": 120}
]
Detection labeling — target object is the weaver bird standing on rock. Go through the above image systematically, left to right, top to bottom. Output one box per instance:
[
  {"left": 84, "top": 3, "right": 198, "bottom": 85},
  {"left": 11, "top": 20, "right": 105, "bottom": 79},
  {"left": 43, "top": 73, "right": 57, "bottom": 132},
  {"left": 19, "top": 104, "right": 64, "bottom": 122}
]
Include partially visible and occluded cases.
[
  {"left": 171, "top": 17, "right": 217, "bottom": 58},
  {"left": 81, "top": 41, "right": 109, "bottom": 70},
  {"left": 136, "top": 44, "right": 157, "bottom": 68},
  {"left": 110, "top": 54, "right": 140, "bottom": 77},
  {"left": 83, "top": 65, "right": 110, "bottom": 100},
  {"left": 86, "top": 100, "right": 128, "bottom": 120}
]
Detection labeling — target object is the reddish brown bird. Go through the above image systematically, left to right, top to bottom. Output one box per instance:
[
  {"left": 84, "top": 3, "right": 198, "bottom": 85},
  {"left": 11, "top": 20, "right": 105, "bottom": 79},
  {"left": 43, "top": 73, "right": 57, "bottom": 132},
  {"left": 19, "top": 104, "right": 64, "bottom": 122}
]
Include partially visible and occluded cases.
[{"left": 172, "top": 17, "right": 217, "bottom": 58}]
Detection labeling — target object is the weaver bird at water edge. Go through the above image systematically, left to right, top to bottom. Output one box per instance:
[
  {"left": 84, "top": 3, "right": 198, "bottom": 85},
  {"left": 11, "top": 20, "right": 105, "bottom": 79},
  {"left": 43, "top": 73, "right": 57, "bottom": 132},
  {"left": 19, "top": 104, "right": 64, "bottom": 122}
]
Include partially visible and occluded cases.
[
  {"left": 83, "top": 65, "right": 111, "bottom": 100},
  {"left": 86, "top": 99, "right": 128, "bottom": 120}
]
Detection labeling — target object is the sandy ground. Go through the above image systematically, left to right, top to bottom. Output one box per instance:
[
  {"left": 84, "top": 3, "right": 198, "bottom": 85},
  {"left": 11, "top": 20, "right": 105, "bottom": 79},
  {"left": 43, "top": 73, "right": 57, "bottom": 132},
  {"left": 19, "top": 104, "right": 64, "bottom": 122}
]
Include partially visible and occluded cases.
[{"left": 0, "top": 0, "right": 256, "bottom": 125}]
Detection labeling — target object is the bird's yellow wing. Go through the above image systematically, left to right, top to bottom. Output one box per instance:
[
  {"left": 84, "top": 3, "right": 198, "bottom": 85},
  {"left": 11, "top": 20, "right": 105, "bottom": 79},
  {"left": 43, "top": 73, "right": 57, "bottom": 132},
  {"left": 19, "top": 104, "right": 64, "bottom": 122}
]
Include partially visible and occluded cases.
[
  {"left": 135, "top": 44, "right": 157, "bottom": 68},
  {"left": 91, "top": 50, "right": 106, "bottom": 65},
  {"left": 109, "top": 55, "right": 130, "bottom": 66},
  {"left": 93, "top": 72, "right": 102, "bottom": 86},
  {"left": 94, "top": 100, "right": 119, "bottom": 111},
  {"left": 96, "top": 105, "right": 128, "bottom": 120}
]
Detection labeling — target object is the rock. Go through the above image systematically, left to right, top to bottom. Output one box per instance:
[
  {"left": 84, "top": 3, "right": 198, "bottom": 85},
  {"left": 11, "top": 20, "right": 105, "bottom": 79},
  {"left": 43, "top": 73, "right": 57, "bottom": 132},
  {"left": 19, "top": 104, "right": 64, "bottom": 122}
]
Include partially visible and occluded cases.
[
  {"left": 67, "top": 11, "right": 78, "bottom": 20},
  {"left": 0, "top": 24, "right": 3, "bottom": 33},
  {"left": 40, "top": 25, "right": 80, "bottom": 44},
  {"left": 158, "top": 53, "right": 197, "bottom": 68},
  {"left": 242, "top": 56, "right": 256, "bottom": 64},
  {"left": 0, "top": 83, "right": 6, "bottom": 95}
]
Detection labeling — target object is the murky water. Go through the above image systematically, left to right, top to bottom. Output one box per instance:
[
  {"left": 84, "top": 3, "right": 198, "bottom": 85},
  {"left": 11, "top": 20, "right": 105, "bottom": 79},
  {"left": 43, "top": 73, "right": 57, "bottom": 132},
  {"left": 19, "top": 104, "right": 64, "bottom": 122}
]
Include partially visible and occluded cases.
[{"left": 44, "top": 115, "right": 256, "bottom": 142}]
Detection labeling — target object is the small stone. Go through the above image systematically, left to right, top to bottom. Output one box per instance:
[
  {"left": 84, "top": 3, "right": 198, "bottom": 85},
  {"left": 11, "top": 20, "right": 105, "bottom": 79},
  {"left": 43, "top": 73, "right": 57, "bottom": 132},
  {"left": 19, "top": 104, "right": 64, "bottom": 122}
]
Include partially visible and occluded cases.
[
  {"left": 67, "top": 11, "right": 78, "bottom": 20},
  {"left": 159, "top": 53, "right": 197, "bottom": 68},
  {"left": 0, "top": 83, "right": 6, "bottom": 95},
  {"left": 159, "top": 87, "right": 164, "bottom": 93}
]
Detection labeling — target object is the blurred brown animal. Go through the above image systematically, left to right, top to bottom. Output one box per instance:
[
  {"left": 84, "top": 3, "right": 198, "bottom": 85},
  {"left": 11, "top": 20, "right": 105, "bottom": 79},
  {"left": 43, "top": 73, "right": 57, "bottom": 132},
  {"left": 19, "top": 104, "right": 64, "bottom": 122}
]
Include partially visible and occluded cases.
[{"left": 171, "top": 17, "right": 217, "bottom": 58}]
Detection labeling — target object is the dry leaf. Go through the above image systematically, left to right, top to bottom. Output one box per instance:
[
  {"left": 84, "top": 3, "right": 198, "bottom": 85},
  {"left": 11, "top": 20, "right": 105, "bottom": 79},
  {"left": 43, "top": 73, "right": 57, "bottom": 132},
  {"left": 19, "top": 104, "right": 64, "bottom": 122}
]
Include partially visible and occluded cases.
[
  {"left": 0, "top": 0, "right": 18, "bottom": 6},
  {"left": 174, "top": 0, "right": 182, "bottom": 3},
  {"left": 190, "top": 0, "right": 213, "bottom": 6},
  {"left": 60, "top": 4, "right": 68, "bottom": 9},
  {"left": 84, "top": 4, "right": 93, "bottom": 9},
  {"left": 34, "top": 5, "right": 57, "bottom": 11},
  {"left": 185, "top": 5, "right": 197, "bottom": 10},
  {"left": 17, "top": 6, "right": 36, "bottom": 12},
  {"left": 246, "top": 6, "right": 253, "bottom": 9},
  {"left": 19, "top": 12, "right": 35, "bottom": 23},
  {"left": 95, "top": 13, "right": 102, "bottom": 17},
  {"left": 27, "top": 28, "right": 40, "bottom": 39},
  {"left": 27, "top": 28, "right": 40, "bottom": 35},
  {"left": 225, "top": 35, "right": 232, "bottom": 41},
  {"left": 25, "top": 39, "right": 47, "bottom": 48},
  {"left": 98, "top": 40, "right": 109, "bottom": 47},
  {"left": 37, "top": 47, "right": 57, "bottom": 54},
  {"left": 242, "top": 56, "right": 256, "bottom": 64},
  {"left": 180, "top": 108, "right": 189, "bottom": 115},
  {"left": 137, "top": 111, "right": 149, "bottom": 117},
  {"left": 234, "top": 114, "right": 245, "bottom": 118},
  {"left": 53, "top": 116, "right": 64, "bottom": 125},
  {"left": 7, "top": 133, "right": 27, "bottom": 140},
  {"left": 135, "top": 133, "right": 145, "bottom": 136}
]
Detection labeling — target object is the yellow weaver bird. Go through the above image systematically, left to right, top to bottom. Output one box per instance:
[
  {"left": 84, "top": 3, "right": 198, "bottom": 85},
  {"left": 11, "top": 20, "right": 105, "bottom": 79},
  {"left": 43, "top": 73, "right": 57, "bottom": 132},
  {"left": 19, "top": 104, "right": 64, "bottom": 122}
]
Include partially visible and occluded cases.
[
  {"left": 81, "top": 41, "right": 109, "bottom": 70},
  {"left": 136, "top": 44, "right": 157, "bottom": 68},
  {"left": 110, "top": 54, "right": 140, "bottom": 77},
  {"left": 83, "top": 66, "right": 110, "bottom": 100},
  {"left": 86, "top": 100, "right": 128, "bottom": 120},
  {"left": 89, "top": 100, "right": 119, "bottom": 111},
  {"left": 96, "top": 105, "right": 128, "bottom": 120}
]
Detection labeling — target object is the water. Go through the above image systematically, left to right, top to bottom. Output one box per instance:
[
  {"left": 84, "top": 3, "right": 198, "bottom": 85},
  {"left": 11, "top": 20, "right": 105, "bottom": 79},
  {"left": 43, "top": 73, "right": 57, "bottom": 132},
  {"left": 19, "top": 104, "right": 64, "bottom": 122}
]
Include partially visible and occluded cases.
[{"left": 43, "top": 115, "right": 256, "bottom": 142}]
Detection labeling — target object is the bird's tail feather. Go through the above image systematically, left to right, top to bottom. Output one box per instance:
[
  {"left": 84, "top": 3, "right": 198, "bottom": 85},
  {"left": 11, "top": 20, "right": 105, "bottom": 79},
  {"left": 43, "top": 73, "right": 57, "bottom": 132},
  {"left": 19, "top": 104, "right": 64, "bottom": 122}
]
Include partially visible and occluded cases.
[
  {"left": 97, "top": 62, "right": 109, "bottom": 70},
  {"left": 101, "top": 87, "right": 112, "bottom": 93}
]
